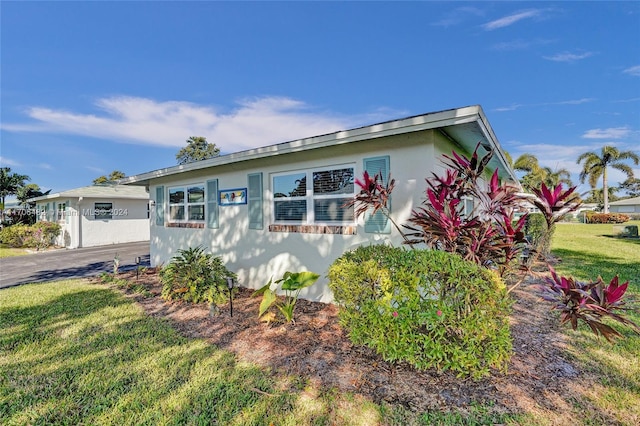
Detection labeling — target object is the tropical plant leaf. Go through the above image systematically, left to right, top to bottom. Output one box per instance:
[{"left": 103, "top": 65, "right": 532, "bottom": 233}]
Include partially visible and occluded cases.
[
  {"left": 280, "top": 271, "right": 320, "bottom": 291},
  {"left": 251, "top": 278, "right": 273, "bottom": 297},
  {"left": 258, "top": 287, "right": 277, "bottom": 318}
]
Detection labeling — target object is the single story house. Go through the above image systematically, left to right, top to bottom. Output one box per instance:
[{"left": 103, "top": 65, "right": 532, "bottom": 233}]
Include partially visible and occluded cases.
[
  {"left": 121, "top": 105, "right": 518, "bottom": 302},
  {"left": 29, "top": 185, "right": 150, "bottom": 248},
  {"left": 609, "top": 196, "right": 640, "bottom": 214}
]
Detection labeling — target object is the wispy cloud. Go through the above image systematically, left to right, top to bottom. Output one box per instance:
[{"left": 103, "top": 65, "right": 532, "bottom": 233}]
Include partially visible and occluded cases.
[
  {"left": 431, "top": 6, "right": 484, "bottom": 28},
  {"left": 482, "top": 9, "right": 541, "bottom": 30},
  {"left": 491, "top": 38, "right": 554, "bottom": 51},
  {"left": 543, "top": 51, "right": 595, "bottom": 62},
  {"left": 623, "top": 65, "right": 640, "bottom": 77},
  {"left": 1, "top": 96, "right": 397, "bottom": 152},
  {"left": 493, "top": 98, "right": 595, "bottom": 112},
  {"left": 556, "top": 98, "right": 595, "bottom": 105},
  {"left": 582, "top": 127, "right": 631, "bottom": 139},
  {"left": 0, "top": 156, "right": 21, "bottom": 167},
  {"left": 38, "top": 163, "right": 53, "bottom": 170}
]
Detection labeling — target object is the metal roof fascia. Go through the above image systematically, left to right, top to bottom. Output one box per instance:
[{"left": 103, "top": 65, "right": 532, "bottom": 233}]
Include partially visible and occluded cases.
[{"left": 120, "top": 107, "right": 484, "bottom": 186}]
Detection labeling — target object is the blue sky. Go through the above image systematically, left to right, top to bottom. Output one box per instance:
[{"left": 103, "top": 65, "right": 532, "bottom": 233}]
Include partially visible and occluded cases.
[{"left": 2, "top": 1, "right": 639, "bottom": 199}]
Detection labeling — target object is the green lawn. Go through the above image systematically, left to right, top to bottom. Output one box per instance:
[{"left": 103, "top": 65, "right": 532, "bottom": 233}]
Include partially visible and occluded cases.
[
  {"left": 551, "top": 221, "right": 640, "bottom": 424},
  {"left": 1, "top": 223, "right": 639, "bottom": 425},
  {"left": 0, "top": 244, "right": 30, "bottom": 258},
  {"left": 0, "top": 280, "right": 517, "bottom": 426}
]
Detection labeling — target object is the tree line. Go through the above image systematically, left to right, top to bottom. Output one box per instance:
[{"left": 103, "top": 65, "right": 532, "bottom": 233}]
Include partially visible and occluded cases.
[{"left": 513, "top": 145, "right": 639, "bottom": 213}]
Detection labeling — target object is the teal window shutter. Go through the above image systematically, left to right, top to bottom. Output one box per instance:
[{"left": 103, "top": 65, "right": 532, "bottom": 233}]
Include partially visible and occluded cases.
[
  {"left": 363, "top": 156, "right": 391, "bottom": 234},
  {"left": 248, "top": 173, "right": 263, "bottom": 230},
  {"left": 206, "top": 179, "right": 219, "bottom": 229},
  {"left": 155, "top": 186, "right": 165, "bottom": 226}
]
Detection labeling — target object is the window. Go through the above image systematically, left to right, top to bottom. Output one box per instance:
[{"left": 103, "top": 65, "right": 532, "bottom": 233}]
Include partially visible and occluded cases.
[
  {"left": 273, "top": 166, "right": 355, "bottom": 224},
  {"left": 168, "top": 184, "right": 205, "bottom": 222},
  {"left": 57, "top": 202, "right": 67, "bottom": 221},
  {"left": 95, "top": 202, "right": 113, "bottom": 220}
]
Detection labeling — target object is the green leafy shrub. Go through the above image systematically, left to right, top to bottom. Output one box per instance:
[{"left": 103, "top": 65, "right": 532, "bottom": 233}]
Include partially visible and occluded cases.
[
  {"left": 524, "top": 212, "right": 552, "bottom": 255},
  {"left": 0, "top": 222, "right": 61, "bottom": 249},
  {"left": 327, "top": 245, "right": 512, "bottom": 379},
  {"left": 160, "top": 246, "right": 236, "bottom": 305},
  {"left": 253, "top": 271, "right": 320, "bottom": 323}
]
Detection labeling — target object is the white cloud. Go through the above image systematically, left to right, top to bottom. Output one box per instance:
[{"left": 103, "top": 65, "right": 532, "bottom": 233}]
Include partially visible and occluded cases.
[
  {"left": 431, "top": 6, "right": 484, "bottom": 28},
  {"left": 482, "top": 9, "right": 541, "bottom": 30},
  {"left": 491, "top": 38, "right": 555, "bottom": 51},
  {"left": 543, "top": 51, "right": 595, "bottom": 62},
  {"left": 623, "top": 65, "right": 640, "bottom": 77},
  {"left": 1, "top": 96, "right": 393, "bottom": 152},
  {"left": 493, "top": 98, "right": 594, "bottom": 112},
  {"left": 557, "top": 98, "right": 594, "bottom": 105},
  {"left": 582, "top": 127, "right": 631, "bottom": 139},
  {"left": 0, "top": 156, "right": 21, "bottom": 167},
  {"left": 38, "top": 163, "right": 53, "bottom": 170}
]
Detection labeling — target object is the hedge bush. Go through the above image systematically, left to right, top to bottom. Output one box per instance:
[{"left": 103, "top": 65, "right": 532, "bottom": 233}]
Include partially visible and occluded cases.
[
  {"left": 585, "top": 212, "right": 630, "bottom": 224},
  {"left": 0, "top": 222, "right": 61, "bottom": 249},
  {"left": 327, "top": 245, "right": 512, "bottom": 378},
  {"left": 160, "top": 246, "right": 236, "bottom": 305}
]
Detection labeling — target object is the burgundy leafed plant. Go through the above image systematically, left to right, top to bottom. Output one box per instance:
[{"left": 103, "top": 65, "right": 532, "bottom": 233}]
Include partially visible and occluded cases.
[
  {"left": 404, "top": 143, "right": 529, "bottom": 276},
  {"left": 343, "top": 171, "right": 414, "bottom": 247},
  {"left": 531, "top": 182, "right": 582, "bottom": 228},
  {"left": 539, "top": 267, "right": 640, "bottom": 342}
]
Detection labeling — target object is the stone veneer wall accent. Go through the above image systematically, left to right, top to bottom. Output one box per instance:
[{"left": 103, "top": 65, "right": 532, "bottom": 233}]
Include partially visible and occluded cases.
[
  {"left": 167, "top": 222, "right": 205, "bottom": 229},
  {"left": 268, "top": 224, "right": 356, "bottom": 235}
]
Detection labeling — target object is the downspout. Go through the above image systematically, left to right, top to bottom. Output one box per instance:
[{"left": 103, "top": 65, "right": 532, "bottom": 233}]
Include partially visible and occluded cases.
[{"left": 77, "top": 197, "right": 83, "bottom": 248}]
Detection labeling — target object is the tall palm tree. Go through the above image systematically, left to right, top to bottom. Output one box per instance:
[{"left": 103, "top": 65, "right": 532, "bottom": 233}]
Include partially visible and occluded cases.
[
  {"left": 577, "top": 146, "right": 639, "bottom": 213},
  {"left": 0, "top": 167, "right": 30, "bottom": 206}
]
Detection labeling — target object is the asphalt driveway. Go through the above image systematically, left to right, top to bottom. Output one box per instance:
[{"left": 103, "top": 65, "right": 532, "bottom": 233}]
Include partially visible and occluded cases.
[{"left": 0, "top": 241, "right": 150, "bottom": 289}]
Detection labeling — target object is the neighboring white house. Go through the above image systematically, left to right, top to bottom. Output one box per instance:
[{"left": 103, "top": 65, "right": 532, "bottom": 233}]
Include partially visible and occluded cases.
[
  {"left": 121, "top": 105, "right": 518, "bottom": 302},
  {"left": 29, "top": 185, "right": 150, "bottom": 248},
  {"left": 609, "top": 196, "right": 640, "bottom": 214}
]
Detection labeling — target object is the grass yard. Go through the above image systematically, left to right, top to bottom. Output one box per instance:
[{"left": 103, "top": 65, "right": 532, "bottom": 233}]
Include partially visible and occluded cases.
[
  {"left": 551, "top": 221, "right": 640, "bottom": 424},
  {"left": 1, "top": 222, "right": 639, "bottom": 425},
  {"left": 0, "top": 243, "right": 30, "bottom": 258},
  {"left": 0, "top": 280, "right": 517, "bottom": 426}
]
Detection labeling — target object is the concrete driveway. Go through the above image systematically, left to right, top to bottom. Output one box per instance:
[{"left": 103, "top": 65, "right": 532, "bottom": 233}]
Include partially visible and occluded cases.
[{"left": 0, "top": 241, "right": 150, "bottom": 289}]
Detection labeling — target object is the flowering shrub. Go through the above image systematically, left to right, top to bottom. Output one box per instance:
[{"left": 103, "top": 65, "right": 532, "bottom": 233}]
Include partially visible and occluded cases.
[
  {"left": 585, "top": 212, "right": 630, "bottom": 224},
  {"left": 0, "top": 222, "right": 61, "bottom": 249},
  {"left": 328, "top": 245, "right": 512, "bottom": 378},
  {"left": 539, "top": 268, "right": 640, "bottom": 341}
]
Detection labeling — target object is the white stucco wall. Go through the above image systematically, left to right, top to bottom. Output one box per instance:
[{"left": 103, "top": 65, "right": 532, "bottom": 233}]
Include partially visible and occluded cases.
[
  {"left": 148, "top": 130, "right": 463, "bottom": 302},
  {"left": 36, "top": 197, "right": 150, "bottom": 248},
  {"left": 78, "top": 198, "right": 150, "bottom": 247}
]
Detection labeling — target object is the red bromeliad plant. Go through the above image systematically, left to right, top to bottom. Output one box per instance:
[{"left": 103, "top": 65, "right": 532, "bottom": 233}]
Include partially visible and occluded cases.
[{"left": 539, "top": 267, "right": 640, "bottom": 341}]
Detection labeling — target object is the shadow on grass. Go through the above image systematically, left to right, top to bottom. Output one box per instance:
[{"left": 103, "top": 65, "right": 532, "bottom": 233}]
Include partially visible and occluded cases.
[
  {"left": 599, "top": 235, "right": 640, "bottom": 245},
  {"left": 552, "top": 248, "right": 639, "bottom": 287},
  {"left": 0, "top": 284, "right": 327, "bottom": 425}
]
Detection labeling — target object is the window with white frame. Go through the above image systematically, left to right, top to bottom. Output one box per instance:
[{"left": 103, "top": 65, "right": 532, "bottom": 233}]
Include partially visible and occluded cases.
[
  {"left": 272, "top": 165, "right": 355, "bottom": 224},
  {"left": 168, "top": 184, "right": 205, "bottom": 222}
]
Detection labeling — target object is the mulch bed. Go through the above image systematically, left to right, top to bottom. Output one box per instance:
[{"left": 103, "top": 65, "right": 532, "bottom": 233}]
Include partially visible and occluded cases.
[{"left": 96, "top": 267, "right": 592, "bottom": 420}]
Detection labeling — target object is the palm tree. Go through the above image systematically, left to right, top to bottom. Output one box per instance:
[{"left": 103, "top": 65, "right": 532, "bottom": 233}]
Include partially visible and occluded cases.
[
  {"left": 577, "top": 146, "right": 639, "bottom": 213},
  {"left": 514, "top": 153, "right": 543, "bottom": 190},
  {"left": 0, "top": 167, "right": 30, "bottom": 207},
  {"left": 541, "top": 167, "right": 573, "bottom": 188},
  {"left": 16, "top": 184, "right": 50, "bottom": 207}
]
